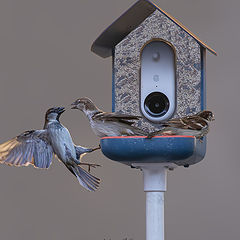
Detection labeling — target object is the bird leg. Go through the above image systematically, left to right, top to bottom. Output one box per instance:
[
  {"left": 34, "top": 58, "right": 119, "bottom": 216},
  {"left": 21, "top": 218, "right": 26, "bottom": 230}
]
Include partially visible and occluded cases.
[
  {"left": 146, "top": 130, "right": 173, "bottom": 139},
  {"left": 146, "top": 131, "right": 160, "bottom": 139},
  {"left": 196, "top": 136, "right": 204, "bottom": 143},
  {"left": 83, "top": 145, "right": 101, "bottom": 153},
  {"left": 91, "top": 145, "right": 101, "bottom": 152},
  {"left": 72, "top": 157, "right": 101, "bottom": 172},
  {"left": 77, "top": 162, "right": 101, "bottom": 172}
]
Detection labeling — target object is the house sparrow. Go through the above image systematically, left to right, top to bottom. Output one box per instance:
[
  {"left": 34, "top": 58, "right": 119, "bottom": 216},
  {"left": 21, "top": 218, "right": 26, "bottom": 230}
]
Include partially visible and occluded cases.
[
  {"left": 71, "top": 97, "right": 147, "bottom": 137},
  {"left": 0, "top": 107, "right": 100, "bottom": 191},
  {"left": 147, "top": 110, "right": 215, "bottom": 139}
]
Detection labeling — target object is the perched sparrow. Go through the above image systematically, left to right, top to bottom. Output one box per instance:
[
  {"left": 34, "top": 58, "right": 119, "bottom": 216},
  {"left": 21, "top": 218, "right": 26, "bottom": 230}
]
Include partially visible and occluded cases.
[
  {"left": 71, "top": 97, "right": 147, "bottom": 137},
  {"left": 0, "top": 107, "right": 100, "bottom": 191},
  {"left": 147, "top": 110, "right": 215, "bottom": 139}
]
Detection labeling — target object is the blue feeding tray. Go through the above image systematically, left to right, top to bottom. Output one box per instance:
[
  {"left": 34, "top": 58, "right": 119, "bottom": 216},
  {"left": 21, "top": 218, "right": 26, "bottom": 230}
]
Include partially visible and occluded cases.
[{"left": 100, "top": 136, "right": 206, "bottom": 167}]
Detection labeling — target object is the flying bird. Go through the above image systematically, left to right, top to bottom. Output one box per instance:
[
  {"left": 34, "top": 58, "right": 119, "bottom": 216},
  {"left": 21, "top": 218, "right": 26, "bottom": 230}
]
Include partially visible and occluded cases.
[
  {"left": 71, "top": 97, "right": 147, "bottom": 137},
  {"left": 0, "top": 107, "right": 101, "bottom": 191},
  {"left": 147, "top": 110, "right": 215, "bottom": 139}
]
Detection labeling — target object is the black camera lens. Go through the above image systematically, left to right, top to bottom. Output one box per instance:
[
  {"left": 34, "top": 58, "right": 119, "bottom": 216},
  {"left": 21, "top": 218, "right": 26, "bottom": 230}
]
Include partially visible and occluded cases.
[{"left": 144, "top": 92, "right": 169, "bottom": 117}]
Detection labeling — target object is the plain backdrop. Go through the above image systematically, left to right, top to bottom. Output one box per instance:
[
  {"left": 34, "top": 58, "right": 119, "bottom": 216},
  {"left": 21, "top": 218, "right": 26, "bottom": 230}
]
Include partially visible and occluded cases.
[{"left": 0, "top": 0, "right": 239, "bottom": 240}]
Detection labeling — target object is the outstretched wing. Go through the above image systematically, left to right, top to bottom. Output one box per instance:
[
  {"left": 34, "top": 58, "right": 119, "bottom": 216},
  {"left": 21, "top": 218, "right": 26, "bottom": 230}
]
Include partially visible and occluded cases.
[
  {"left": 93, "top": 112, "right": 141, "bottom": 126},
  {"left": 0, "top": 130, "right": 53, "bottom": 168}
]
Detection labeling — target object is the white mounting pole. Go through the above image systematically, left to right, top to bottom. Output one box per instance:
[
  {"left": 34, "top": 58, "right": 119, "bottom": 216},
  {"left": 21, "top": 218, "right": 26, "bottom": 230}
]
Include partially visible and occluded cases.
[{"left": 132, "top": 163, "right": 176, "bottom": 240}]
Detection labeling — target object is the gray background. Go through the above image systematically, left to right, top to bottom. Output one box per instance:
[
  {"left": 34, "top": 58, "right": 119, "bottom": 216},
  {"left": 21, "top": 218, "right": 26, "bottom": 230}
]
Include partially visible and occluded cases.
[{"left": 0, "top": 0, "right": 239, "bottom": 240}]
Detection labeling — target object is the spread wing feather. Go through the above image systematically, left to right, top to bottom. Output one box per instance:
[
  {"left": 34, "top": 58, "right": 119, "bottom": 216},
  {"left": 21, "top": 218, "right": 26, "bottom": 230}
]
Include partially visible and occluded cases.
[{"left": 0, "top": 130, "right": 53, "bottom": 169}]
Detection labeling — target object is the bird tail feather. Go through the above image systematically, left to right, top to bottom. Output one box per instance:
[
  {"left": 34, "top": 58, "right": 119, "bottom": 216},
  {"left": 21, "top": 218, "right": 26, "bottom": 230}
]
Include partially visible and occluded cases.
[{"left": 69, "top": 164, "right": 100, "bottom": 192}]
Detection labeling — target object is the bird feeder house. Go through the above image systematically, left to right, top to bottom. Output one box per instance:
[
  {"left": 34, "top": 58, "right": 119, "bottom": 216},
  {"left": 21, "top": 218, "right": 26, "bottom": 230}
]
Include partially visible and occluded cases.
[
  {"left": 91, "top": 0, "right": 216, "bottom": 168},
  {"left": 91, "top": 1, "right": 216, "bottom": 240}
]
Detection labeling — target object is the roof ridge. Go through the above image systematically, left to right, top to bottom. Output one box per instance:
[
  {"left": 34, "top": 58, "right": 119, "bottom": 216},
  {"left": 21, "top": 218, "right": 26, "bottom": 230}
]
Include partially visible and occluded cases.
[
  {"left": 91, "top": 0, "right": 217, "bottom": 57},
  {"left": 148, "top": 0, "right": 217, "bottom": 55}
]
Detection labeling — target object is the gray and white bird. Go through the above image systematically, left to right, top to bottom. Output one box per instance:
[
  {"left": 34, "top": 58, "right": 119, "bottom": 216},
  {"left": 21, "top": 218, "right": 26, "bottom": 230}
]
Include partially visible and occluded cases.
[
  {"left": 71, "top": 97, "right": 147, "bottom": 137},
  {"left": 0, "top": 107, "right": 100, "bottom": 191},
  {"left": 147, "top": 110, "right": 215, "bottom": 139}
]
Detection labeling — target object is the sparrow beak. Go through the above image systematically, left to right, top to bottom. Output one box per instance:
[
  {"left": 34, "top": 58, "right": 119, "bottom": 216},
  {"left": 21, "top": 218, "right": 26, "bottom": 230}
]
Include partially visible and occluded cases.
[{"left": 71, "top": 102, "right": 78, "bottom": 109}]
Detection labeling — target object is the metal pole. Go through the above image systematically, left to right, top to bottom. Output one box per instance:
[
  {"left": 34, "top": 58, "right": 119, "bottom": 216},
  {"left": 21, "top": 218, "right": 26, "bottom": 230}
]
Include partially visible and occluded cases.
[
  {"left": 133, "top": 163, "right": 173, "bottom": 240},
  {"left": 146, "top": 192, "right": 165, "bottom": 240}
]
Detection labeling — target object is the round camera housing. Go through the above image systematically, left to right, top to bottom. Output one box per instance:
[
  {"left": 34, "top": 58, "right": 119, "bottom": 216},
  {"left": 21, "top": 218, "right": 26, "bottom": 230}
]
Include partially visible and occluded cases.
[
  {"left": 140, "top": 40, "right": 176, "bottom": 122},
  {"left": 144, "top": 92, "right": 170, "bottom": 117}
]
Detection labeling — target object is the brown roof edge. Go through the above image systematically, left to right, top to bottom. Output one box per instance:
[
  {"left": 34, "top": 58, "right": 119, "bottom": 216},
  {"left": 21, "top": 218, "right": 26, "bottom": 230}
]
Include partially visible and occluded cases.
[
  {"left": 91, "top": 0, "right": 217, "bottom": 58},
  {"left": 151, "top": 1, "right": 217, "bottom": 56}
]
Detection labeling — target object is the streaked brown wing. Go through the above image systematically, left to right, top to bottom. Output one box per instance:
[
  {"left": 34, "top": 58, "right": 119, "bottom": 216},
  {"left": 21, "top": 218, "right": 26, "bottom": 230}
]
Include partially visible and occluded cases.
[
  {"left": 93, "top": 112, "right": 141, "bottom": 126},
  {"left": 163, "top": 115, "right": 208, "bottom": 130},
  {"left": 182, "top": 116, "right": 208, "bottom": 130},
  {"left": 162, "top": 118, "right": 185, "bottom": 128},
  {"left": 0, "top": 130, "right": 53, "bottom": 169}
]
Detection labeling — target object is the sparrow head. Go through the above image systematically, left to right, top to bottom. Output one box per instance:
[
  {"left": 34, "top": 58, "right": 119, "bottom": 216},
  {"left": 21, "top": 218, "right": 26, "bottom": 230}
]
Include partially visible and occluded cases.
[
  {"left": 71, "top": 97, "right": 98, "bottom": 113},
  {"left": 45, "top": 107, "right": 65, "bottom": 121},
  {"left": 197, "top": 110, "right": 215, "bottom": 121}
]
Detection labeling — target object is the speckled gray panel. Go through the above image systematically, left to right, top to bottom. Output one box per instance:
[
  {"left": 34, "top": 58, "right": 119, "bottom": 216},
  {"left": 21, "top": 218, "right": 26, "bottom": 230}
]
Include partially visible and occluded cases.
[{"left": 114, "top": 10, "right": 202, "bottom": 132}]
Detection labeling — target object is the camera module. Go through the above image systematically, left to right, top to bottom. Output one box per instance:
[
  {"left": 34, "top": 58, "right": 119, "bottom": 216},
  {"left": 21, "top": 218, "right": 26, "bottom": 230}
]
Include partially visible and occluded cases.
[{"left": 144, "top": 92, "right": 169, "bottom": 117}]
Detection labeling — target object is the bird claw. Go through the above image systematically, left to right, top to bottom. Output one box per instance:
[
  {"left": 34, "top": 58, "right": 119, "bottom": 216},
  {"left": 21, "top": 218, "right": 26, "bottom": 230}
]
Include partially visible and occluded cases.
[
  {"left": 146, "top": 131, "right": 163, "bottom": 139},
  {"left": 146, "top": 131, "right": 160, "bottom": 139},
  {"left": 145, "top": 134, "right": 154, "bottom": 139},
  {"left": 91, "top": 145, "right": 101, "bottom": 152},
  {"left": 78, "top": 162, "right": 101, "bottom": 172},
  {"left": 87, "top": 163, "right": 101, "bottom": 173}
]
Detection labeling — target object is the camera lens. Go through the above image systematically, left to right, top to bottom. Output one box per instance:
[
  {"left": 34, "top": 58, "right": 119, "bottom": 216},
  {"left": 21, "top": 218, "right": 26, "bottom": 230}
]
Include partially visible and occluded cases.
[{"left": 144, "top": 92, "right": 169, "bottom": 117}]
